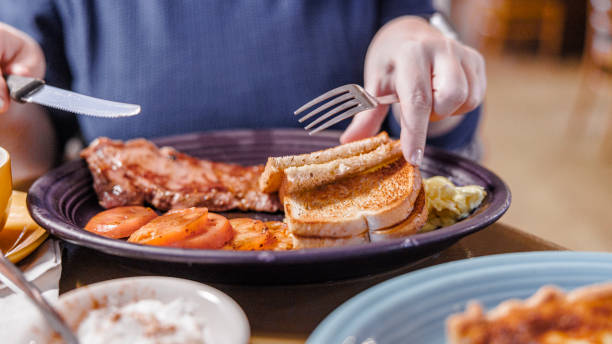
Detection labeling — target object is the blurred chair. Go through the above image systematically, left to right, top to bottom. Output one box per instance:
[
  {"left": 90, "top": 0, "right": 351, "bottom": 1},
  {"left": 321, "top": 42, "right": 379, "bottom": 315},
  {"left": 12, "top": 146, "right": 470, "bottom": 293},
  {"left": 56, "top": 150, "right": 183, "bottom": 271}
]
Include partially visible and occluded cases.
[
  {"left": 470, "top": 0, "right": 566, "bottom": 56},
  {"left": 569, "top": 0, "right": 612, "bottom": 154}
]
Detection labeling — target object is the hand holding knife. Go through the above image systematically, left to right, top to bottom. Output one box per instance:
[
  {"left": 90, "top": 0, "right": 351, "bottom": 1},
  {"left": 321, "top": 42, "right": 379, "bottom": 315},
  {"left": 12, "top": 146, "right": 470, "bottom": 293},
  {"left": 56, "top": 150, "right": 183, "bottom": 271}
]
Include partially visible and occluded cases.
[{"left": 5, "top": 74, "right": 140, "bottom": 118}]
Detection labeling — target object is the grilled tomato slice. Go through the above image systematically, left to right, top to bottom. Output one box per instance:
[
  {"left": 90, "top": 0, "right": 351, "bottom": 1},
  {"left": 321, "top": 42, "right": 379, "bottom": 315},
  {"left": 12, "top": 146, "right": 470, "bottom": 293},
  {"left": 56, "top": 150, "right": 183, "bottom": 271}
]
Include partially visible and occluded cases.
[
  {"left": 84, "top": 206, "right": 158, "bottom": 239},
  {"left": 128, "top": 207, "right": 209, "bottom": 246},
  {"left": 128, "top": 208, "right": 233, "bottom": 249},
  {"left": 174, "top": 213, "right": 234, "bottom": 249}
]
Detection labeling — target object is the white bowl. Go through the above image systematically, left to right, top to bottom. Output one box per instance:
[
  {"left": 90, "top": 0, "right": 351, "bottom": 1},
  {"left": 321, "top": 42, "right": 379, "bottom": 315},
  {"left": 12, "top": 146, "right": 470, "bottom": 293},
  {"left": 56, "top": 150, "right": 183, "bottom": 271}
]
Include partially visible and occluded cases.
[{"left": 26, "top": 277, "right": 250, "bottom": 344}]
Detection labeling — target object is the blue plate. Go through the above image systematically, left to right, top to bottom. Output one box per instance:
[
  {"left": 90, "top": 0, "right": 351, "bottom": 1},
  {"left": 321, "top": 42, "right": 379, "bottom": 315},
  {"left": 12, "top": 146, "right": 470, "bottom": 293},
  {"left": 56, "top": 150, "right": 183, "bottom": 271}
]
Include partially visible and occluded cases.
[{"left": 307, "top": 251, "right": 612, "bottom": 344}]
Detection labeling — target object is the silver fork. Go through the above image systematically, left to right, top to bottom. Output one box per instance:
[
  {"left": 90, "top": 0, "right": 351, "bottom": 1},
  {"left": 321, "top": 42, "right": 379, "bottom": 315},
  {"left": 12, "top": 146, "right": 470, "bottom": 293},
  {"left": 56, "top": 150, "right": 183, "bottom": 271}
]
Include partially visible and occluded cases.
[{"left": 294, "top": 84, "right": 398, "bottom": 135}]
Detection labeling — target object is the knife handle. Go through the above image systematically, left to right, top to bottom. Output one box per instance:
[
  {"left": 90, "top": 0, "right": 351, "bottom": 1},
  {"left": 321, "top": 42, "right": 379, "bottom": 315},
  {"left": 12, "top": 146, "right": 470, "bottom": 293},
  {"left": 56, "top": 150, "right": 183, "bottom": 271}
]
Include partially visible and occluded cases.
[{"left": 5, "top": 74, "right": 45, "bottom": 102}]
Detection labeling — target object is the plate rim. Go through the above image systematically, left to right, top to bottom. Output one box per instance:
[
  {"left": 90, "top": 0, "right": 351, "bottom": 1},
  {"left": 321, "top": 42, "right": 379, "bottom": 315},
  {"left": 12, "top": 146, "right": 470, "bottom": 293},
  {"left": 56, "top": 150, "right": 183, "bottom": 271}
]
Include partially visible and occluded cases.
[
  {"left": 27, "top": 129, "right": 511, "bottom": 265},
  {"left": 307, "top": 251, "right": 612, "bottom": 343}
]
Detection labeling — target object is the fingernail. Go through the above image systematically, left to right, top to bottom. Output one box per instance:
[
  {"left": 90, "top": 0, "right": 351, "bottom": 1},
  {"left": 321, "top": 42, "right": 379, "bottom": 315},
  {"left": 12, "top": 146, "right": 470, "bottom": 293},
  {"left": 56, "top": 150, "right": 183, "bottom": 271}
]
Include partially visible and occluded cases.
[
  {"left": 0, "top": 98, "right": 4, "bottom": 111},
  {"left": 409, "top": 148, "right": 423, "bottom": 166}
]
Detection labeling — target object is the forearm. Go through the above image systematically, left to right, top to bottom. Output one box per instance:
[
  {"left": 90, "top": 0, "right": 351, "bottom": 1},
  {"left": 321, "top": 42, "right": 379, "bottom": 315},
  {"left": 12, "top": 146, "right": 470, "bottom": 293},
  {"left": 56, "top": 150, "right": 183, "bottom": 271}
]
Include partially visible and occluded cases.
[{"left": 0, "top": 101, "right": 55, "bottom": 186}]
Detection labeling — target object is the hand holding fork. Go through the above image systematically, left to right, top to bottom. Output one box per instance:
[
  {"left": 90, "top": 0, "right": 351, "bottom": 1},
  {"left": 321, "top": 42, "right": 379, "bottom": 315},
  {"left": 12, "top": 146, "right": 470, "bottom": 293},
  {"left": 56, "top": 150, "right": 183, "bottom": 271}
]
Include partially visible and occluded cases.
[{"left": 295, "top": 15, "right": 486, "bottom": 166}]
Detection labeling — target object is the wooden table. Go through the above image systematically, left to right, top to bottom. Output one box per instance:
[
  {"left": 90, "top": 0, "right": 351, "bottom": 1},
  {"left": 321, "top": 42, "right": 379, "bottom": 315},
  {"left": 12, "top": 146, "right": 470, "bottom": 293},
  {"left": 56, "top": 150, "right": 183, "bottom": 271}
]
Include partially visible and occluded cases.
[{"left": 58, "top": 222, "right": 563, "bottom": 343}]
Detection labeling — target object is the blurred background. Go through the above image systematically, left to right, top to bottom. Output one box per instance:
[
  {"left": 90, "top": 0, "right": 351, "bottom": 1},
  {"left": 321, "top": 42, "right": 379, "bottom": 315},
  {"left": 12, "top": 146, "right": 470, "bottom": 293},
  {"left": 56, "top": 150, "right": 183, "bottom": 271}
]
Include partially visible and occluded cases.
[{"left": 440, "top": 0, "right": 612, "bottom": 250}]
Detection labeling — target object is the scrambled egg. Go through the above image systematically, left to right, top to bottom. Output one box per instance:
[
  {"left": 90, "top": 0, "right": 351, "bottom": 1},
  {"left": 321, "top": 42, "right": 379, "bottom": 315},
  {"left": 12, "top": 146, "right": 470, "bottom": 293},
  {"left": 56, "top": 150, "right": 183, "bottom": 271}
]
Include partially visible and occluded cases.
[{"left": 422, "top": 176, "right": 487, "bottom": 231}]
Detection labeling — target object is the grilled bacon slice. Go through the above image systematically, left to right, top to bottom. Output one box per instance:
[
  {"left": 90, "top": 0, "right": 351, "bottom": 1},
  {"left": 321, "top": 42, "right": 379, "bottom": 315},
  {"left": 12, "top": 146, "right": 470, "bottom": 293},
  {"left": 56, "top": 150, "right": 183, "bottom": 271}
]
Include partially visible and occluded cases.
[{"left": 80, "top": 137, "right": 281, "bottom": 212}]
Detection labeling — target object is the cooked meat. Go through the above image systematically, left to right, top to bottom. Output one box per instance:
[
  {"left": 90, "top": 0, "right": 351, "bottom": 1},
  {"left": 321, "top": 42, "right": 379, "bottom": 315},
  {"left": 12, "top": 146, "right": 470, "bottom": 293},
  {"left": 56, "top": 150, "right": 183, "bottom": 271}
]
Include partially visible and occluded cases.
[{"left": 80, "top": 137, "right": 281, "bottom": 212}]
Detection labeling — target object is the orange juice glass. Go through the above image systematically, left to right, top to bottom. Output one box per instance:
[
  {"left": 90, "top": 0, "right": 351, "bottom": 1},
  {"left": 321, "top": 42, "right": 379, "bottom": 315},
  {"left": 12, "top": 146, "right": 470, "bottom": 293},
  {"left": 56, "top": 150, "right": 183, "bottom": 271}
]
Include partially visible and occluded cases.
[{"left": 0, "top": 147, "right": 11, "bottom": 230}]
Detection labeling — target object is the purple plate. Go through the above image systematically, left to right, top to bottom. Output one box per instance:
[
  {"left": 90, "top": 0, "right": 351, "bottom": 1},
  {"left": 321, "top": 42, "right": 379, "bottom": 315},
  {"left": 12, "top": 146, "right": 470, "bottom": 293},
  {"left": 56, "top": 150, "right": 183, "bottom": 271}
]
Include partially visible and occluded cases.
[{"left": 28, "top": 129, "right": 510, "bottom": 284}]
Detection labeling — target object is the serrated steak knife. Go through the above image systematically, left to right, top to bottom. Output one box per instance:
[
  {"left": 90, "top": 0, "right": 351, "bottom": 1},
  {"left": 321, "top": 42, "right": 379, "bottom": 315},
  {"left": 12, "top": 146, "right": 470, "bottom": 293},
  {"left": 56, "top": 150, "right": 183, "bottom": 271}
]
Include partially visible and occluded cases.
[{"left": 6, "top": 74, "right": 140, "bottom": 118}]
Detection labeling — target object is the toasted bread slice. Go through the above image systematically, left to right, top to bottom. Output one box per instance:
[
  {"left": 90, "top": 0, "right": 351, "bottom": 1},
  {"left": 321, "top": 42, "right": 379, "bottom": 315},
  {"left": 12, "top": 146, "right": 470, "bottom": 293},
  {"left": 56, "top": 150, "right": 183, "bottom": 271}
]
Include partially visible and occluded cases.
[
  {"left": 259, "top": 132, "right": 391, "bottom": 193},
  {"left": 283, "top": 141, "right": 402, "bottom": 193},
  {"left": 284, "top": 158, "right": 421, "bottom": 237},
  {"left": 369, "top": 187, "right": 428, "bottom": 242},
  {"left": 292, "top": 188, "right": 426, "bottom": 247},
  {"left": 291, "top": 230, "right": 370, "bottom": 249}
]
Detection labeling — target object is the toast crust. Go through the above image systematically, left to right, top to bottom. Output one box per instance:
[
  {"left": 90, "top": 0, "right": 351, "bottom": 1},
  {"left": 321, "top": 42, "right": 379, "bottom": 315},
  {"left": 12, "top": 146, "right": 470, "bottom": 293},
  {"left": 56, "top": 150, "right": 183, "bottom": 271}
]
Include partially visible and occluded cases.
[
  {"left": 259, "top": 132, "right": 390, "bottom": 193},
  {"left": 284, "top": 158, "right": 421, "bottom": 237},
  {"left": 369, "top": 187, "right": 428, "bottom": 242},
  {"left": 291, "top": 230, "right": 370, "bottom": 249},
  {"left": 447, "top": 283, "right": 612, "bottom": 344}
]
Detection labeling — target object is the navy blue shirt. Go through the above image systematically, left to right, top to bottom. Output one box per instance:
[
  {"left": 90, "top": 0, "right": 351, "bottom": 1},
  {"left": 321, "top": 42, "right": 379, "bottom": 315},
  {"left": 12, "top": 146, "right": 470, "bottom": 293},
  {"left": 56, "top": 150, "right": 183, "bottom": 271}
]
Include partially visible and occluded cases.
[{"left": 0, "top": 0, "right": 479, "bottom": 151}]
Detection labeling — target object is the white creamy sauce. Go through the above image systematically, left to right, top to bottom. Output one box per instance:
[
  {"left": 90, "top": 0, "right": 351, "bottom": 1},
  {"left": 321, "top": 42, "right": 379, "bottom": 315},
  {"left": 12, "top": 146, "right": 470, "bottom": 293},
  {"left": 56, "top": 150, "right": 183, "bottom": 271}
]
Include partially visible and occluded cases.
[{"left": 77, "top": 298, "right": 207, "bottom": 344}]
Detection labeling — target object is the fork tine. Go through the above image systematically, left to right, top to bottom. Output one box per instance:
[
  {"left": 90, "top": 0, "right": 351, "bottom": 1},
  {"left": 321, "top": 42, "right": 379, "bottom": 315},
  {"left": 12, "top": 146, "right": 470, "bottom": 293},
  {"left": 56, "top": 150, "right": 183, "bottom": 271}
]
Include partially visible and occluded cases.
[
  {"left": 294, "top": 85, "right": 351, "bottom": 115},
  {"left": 298, "top": 93, "right": 354, "bottom": 123},
  {"left": 304, "top": 100, "right": 359, "bottom": 130},
  {"left": 307, "top": 106, "right": 364, "bottom": 135}
]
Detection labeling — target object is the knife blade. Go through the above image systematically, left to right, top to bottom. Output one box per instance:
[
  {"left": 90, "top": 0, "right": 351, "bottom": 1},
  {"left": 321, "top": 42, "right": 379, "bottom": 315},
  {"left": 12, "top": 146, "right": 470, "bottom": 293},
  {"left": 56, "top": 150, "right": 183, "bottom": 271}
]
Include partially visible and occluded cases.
[{"left": 6, "top": 74, "right": 140, "bottom": 118}]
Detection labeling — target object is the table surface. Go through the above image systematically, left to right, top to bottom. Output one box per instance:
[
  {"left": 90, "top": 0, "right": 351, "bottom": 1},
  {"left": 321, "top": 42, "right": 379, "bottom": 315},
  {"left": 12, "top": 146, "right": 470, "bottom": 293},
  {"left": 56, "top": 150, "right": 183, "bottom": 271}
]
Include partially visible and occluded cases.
[{"left": 56, "top": 222, "right": 564, "bottom": 343}]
